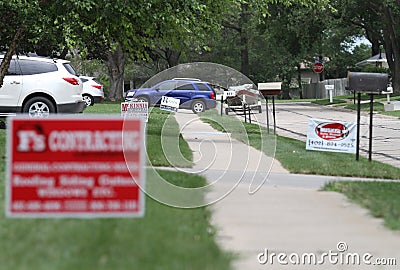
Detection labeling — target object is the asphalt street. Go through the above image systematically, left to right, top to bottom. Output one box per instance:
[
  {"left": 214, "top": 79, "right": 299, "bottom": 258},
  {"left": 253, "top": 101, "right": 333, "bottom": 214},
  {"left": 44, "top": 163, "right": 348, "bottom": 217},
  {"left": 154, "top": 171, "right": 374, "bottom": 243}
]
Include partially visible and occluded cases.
[{"left": 174, "top": 106, "right": 400, "bottom": 270}]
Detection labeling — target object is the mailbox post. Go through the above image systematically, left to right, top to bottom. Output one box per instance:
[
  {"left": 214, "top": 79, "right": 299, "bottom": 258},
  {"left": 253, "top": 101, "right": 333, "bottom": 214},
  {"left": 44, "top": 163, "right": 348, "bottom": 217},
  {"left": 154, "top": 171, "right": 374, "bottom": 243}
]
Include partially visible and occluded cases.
[
  {"left": 348, "top": 72, "right": 389, "bottom": 161},
  {"left": 258, "top": 82, "right": 282, "bottom": 134},
  {"left": 325, "top": 85, "right": 334, "bottom": 103}
]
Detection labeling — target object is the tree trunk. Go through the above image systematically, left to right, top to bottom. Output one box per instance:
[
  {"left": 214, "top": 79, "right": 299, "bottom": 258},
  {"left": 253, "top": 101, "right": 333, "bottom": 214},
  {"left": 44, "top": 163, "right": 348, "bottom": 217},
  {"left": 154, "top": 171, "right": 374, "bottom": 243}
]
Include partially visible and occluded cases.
[
  {"left": 240, "top": 3, "right": 250, "bottom": 77},
  {"left": 382, "top": 6, "right": 400, "bottom": 93},
  {"left": 0, "top": 27, "right": 25, "bottom": 88},
  {"left": 366, "top": 30, "right": 382, "bottom": 56},
  {"left": 106, "top": 44, "right": 126, "bottom": 100},
  {"left": 164, "top": 48, "right": 181, "bottom": 67},
  {"left": 297, "top": 64, "right": 303, "bottom": 99}
]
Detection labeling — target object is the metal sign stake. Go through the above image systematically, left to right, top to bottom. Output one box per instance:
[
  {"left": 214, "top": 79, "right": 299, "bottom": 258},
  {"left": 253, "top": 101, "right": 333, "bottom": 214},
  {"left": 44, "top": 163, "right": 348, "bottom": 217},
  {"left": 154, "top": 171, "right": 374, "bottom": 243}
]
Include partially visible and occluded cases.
[
  {"left": 356, "top": 93, "right": 361, "bottom": 161},
  {"left": 369, "top": 94, "right": 374, "bottom": 161},
  {"left": 272, "top": 96, "right": 276, "bottom": 135},
  {"left": 265, "top": 97, "right": 270, "bottom": 134}
]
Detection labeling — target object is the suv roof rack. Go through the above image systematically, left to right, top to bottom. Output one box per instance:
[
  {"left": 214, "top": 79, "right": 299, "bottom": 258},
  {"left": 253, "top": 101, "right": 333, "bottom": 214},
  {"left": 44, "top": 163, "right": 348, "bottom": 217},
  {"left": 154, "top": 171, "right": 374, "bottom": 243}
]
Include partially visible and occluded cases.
[{"left": 172, "top": 78, "right": 201, "bottom": 81}]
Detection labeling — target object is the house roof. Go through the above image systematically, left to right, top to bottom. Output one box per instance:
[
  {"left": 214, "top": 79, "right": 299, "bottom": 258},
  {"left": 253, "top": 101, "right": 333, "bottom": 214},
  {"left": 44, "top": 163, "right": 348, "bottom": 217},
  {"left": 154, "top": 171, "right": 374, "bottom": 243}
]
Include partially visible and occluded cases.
[{"left": 356, "top": 53, "right": 387, "bottom": 67}]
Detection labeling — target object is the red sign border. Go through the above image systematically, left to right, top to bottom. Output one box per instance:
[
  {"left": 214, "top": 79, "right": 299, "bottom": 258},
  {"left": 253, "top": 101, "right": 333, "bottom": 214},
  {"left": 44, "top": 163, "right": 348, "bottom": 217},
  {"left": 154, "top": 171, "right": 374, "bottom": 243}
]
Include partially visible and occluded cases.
[{"left": 5, "top": 115, "right": 146, "bottom": 219}]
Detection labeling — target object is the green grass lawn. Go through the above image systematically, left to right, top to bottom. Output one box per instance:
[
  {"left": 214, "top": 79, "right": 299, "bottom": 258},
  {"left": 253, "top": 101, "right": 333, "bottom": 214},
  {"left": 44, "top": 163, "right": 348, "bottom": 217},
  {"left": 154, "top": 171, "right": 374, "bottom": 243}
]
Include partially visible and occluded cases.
[
  {"left": 312, "top": 98, "right": 347, "bottom": 106},
  {"left": 344, "top": 101, "right": 385, "bottom": 111},
  {"left": 0, "top": 103, "right": 231, "bottom": 270},
  {"left": 146, "top": 109, "right": 192, "bottom": 167},
  {"left": 383, "top": 110, "right": 400, "bottom": 118},
  {"left": 0, "top": 168, "right": 231, "bottom": 270},
  {"left": 323, "top": 181, "right": 400, "bottom": 230}
]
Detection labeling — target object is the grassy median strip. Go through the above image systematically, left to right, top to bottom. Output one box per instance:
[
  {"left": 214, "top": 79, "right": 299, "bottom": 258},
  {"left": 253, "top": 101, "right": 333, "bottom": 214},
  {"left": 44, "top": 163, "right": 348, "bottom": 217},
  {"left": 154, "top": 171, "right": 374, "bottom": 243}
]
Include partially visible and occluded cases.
[
  {"left": 0, "top": 104, "right": 231, "bottom": 269},
  {"left": 323, "top": 181, "right": 400, "bottom": 230}
]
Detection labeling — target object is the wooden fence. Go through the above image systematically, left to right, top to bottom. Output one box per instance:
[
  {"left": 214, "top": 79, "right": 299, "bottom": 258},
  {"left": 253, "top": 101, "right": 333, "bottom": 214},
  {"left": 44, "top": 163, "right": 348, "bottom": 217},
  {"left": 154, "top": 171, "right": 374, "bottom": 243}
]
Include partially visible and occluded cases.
[{"left": 302, "top": 78, "right": 352, "bottom": 99}]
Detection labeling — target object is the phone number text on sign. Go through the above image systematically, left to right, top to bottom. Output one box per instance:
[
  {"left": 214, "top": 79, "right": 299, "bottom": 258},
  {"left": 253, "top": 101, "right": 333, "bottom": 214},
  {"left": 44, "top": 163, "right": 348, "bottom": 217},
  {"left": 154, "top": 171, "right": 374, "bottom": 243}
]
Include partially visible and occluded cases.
[
  {"left": 6, "top": 116, "right": 145, "bottom": 218},
  {"left": 306, "top": 119, "right": 357, "bottom": 154}
]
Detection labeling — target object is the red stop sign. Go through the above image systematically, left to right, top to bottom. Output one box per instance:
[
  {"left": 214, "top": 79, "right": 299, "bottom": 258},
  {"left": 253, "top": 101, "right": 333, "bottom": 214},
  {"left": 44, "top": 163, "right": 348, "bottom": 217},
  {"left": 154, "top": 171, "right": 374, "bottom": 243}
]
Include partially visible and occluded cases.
[{"left": 313, "top": 62, "right": 324, "bottom": 73}]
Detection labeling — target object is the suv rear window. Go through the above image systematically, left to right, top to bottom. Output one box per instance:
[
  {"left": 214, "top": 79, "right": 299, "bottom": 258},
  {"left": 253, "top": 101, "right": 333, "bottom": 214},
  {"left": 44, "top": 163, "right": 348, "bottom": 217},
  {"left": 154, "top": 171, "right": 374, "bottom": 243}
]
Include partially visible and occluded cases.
[
  {"left": 18, "top": 59, "right": 58, "bottom": 75},
  {"left": 63, "top": 63, "right": 77, "bottom": 75},
  {"left": 176, "top": 83, "right": 195, "bottom": 90}
]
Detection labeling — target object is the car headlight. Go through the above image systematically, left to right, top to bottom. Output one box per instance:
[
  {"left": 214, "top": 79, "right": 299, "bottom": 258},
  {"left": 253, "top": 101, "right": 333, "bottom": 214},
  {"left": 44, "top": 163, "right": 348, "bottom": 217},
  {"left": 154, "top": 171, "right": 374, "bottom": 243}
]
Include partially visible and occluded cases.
[{"left": 126, "top": 91, "right": 136, "bottom": 97}]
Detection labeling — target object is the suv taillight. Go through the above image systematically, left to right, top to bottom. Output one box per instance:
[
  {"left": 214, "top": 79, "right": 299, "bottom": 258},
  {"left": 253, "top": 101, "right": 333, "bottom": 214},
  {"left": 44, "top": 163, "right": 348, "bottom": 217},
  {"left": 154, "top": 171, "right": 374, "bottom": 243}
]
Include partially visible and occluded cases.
[
  {"left": 63, "top": 78, "right": 80, "bottom": 85},
  {"left": 92, "top": 85, "right": 102, "bottom": 89},
  {"left": 210, "top": 92, "right": 215, "bottom": 100}
]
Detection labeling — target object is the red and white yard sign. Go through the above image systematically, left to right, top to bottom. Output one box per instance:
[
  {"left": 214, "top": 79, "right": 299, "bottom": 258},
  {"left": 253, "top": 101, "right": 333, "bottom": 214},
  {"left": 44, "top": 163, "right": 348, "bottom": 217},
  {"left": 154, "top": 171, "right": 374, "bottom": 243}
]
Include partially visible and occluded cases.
[{"left": 6, "top": 116, "right": 145, "bottom": 218}]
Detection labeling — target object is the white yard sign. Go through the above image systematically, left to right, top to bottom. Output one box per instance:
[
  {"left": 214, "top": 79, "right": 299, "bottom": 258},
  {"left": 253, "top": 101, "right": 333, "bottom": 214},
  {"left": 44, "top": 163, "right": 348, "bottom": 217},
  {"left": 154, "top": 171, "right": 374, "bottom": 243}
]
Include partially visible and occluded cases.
[
  {"left": 223, "top": 90, "right": 236, "bottom": 99},
  {"left": 160, "top": 96, "right": 180, "bottom": 112},
  {"left": 121, "top": 102, "right": 149, "bottom": 122},
  {"left": 306, "top": 119, "right": 357, "bottom": 154}
]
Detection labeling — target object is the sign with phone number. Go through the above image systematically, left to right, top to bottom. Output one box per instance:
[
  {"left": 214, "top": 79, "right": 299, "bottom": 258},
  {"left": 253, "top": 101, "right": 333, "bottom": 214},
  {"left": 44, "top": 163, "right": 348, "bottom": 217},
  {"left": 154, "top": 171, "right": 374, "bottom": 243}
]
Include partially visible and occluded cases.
[
  {"left": 6, "top": 116, "right": 145, "bottom": 218},
  {"left": 306, "top": 119, "right": 357, "bottom": 154}
]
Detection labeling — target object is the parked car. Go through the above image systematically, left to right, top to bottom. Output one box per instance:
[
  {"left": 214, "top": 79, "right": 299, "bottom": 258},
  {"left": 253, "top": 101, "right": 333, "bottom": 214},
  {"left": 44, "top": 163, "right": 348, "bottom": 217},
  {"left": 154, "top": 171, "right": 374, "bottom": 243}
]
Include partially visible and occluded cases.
[
  {"left": 0, "top": 54, "right": 86, "bottom": 117},
  {"left": 79, "top": 76, "right": 104, "bottom": 106},
  {"left": 125, "top": 78, "right": 217, "bottom": 113}
]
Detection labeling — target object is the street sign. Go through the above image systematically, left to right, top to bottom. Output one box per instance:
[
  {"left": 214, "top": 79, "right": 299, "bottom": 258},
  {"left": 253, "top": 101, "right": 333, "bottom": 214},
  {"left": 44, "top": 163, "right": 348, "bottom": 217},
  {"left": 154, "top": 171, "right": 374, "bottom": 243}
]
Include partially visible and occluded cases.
[
  {"left": 313, "top": 62, "right": 324, "bottom": 74},
  {"left": 6, "top": 116, "right": 145, "bottom": 218}
]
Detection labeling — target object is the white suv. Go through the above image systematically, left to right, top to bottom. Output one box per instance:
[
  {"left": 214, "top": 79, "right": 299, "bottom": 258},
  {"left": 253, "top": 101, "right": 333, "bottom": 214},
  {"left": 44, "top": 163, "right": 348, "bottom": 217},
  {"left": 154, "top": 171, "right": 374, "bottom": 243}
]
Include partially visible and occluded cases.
[
  {"left": 0, "top": 55, "right": 86, "bottom": 117},
  {"left": 79, "top": 76, "right": 104, "bottom": 106}
]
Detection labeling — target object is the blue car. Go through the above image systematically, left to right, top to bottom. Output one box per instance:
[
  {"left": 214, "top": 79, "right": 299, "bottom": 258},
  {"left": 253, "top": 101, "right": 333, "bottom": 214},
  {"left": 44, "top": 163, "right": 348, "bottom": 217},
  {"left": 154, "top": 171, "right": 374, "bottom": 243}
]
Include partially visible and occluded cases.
[{"left": 125, "top": 78, "right": 217, "bottom": 113}]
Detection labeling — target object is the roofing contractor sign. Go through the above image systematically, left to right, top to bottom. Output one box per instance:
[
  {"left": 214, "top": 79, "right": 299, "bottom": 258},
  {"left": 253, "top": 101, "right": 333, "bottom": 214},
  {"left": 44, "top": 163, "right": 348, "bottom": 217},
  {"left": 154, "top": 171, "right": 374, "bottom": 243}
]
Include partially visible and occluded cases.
[
  {"left": 6, "top": 116, "right": 145, "bottom": 218},
  {"left": 306, "top": 119, "right": 357, "bottom": 154}
]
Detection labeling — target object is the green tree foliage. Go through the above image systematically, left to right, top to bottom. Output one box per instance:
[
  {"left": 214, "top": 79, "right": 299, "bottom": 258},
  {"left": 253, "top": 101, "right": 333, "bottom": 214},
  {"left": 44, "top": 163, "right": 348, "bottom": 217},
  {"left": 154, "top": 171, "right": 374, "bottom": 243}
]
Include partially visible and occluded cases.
[
  {"left": 0, "top": 0, "right": 48, "bottom": 87},
  {"left": 0, "top": 0, "right": 229, "bottom": 100},
  {"left": 3, "top": 0, "right": 400, "bottom": 98},
  {"left": 69, "top": 0, "right": 228, "bottom": 100},
  {"left": 331, "top": 0, "right": 400, "bottom": 92}
]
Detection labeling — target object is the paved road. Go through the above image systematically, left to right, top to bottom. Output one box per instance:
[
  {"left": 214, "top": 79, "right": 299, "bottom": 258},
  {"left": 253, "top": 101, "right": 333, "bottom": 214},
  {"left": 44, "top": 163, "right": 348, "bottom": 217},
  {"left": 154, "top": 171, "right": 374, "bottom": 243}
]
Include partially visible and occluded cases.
[
  {"left": 238, "top": 102, "right": 400, "bottom": 168},
  {"left": 174, "top": 110, "right": 400, "bottom": 270}
]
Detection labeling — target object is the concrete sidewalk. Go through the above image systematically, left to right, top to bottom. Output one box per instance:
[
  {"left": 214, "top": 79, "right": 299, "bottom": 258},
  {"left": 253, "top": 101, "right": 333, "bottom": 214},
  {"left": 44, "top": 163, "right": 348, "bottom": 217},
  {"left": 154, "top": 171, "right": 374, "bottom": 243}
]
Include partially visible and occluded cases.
[{"left": 174, "top": 111, "right": 400, "bottom": 270}]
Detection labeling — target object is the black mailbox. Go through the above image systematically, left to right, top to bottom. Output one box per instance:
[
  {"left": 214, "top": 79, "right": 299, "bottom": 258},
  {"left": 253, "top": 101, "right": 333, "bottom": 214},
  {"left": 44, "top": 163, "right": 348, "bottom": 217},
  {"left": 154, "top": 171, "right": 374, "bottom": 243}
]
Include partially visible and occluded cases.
[{"left": 348, "top": 72, "right": 388, "bottom": 94}]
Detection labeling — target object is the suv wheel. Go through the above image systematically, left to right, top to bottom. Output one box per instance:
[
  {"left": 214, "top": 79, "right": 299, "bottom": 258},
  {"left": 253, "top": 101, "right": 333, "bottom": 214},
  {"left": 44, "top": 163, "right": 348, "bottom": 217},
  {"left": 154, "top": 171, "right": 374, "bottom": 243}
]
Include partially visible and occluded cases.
[
  {"left": 83, "top": 94, "right": 94, "bottom": 106},
  {"left": 137, "top": 96, "right": 149, "bottom": 104},
  {"left": 23, "top": 97, "right": 55, "bottom": 118},
  {"left": 192, "top": 100, "right": 205, "bottom": 114}
]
